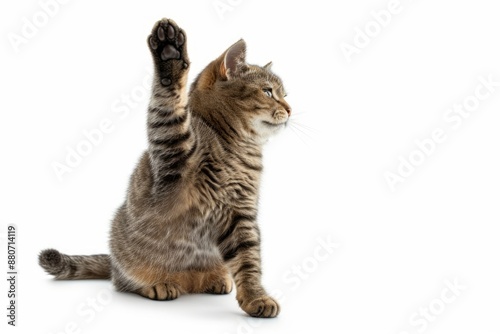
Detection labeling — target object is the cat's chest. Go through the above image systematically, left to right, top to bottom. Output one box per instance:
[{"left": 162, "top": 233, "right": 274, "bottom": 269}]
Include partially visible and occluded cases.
[
  {"left": 196, "top": 154, "right": 260, "bottom": 192},
  {"left": 213, "top": 167, "right": 260, "bottom": 203},
  {"left": 195, "top": 168, "right": 260, "bottom": 221}
]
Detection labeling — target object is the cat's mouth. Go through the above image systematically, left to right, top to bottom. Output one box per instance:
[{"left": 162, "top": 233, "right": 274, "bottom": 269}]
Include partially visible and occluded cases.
[{"left": 262, "top": 120, "right": 286, "bottom": 128}]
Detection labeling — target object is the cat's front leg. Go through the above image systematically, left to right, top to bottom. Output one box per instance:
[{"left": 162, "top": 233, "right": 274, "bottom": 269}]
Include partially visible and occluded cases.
[
  {"left": 146, "top": 18, "right": 196, "bottom": 192},
  {"left": 221, "top": 223, "right": 280, "bottom": 318}
]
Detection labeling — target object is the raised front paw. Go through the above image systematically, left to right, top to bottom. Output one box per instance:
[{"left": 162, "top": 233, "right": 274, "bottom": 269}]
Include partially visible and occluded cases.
[
  {"left": 148, "top": 18, "right": 189, "bottom": 87},
  {"left": 239, "top": 295, "right": 280, "bottom": 318}
]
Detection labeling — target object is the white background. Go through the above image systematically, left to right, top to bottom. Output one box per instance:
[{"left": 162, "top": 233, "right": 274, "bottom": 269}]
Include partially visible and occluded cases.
[{"left": 1, "top": 0, "right": 499, "bottom": 333}]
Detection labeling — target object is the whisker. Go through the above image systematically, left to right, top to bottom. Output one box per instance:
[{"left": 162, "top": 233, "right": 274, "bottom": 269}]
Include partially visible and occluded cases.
[
  {"left": 288, "top": 119, "right": 318, "bottom": 136},
  {"left": 290, "top": 121, "right": 318, "bottom": 134},
  {"left": 289, "top": 123, "right": 314, "bottom": 140},
  {"left": 287, "top": 125, "right": 310, "bottom": 147}
]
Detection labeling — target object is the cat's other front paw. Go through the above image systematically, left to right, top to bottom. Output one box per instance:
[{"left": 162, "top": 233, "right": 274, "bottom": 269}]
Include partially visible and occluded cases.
[
  {"left": 148, "top": 18, "right": 190, "bottom": 87},
  {"left": 239, "top": 295, "right": 280, "bottom": 318}
]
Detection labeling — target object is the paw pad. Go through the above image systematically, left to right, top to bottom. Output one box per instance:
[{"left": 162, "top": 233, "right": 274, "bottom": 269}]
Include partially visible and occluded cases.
[{"left": 148, "top": 19, "right": 189, "bottom": 87}]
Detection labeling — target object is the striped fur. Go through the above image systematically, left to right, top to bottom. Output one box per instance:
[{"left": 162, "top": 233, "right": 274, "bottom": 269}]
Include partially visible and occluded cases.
[{"left": 39, "top": 18, "right": 291, "bottom": 318}]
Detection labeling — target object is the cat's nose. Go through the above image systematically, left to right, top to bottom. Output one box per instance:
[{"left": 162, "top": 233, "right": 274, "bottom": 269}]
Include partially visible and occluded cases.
[{"left": 286, "top": 107, "right": 291, "bottom": 116}]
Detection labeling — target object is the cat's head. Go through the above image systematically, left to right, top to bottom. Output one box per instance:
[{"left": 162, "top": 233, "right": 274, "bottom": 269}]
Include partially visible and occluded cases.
[{"left": 190, "top": 39, "right": 291, "bottom": 143}]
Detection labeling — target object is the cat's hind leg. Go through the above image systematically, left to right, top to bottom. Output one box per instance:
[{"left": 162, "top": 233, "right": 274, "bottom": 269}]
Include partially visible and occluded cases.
[
  {"left": 131, "top": 264, "right": 233, "bottom": 300},
  {"left": 200, "top": 264, "right": 233, "bottom": 295},
  {"left": 137, "top": 283, "right": 183, "bottom": 301}
]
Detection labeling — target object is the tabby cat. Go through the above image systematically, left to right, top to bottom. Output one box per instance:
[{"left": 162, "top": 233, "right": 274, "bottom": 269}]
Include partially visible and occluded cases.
[{"left": 39, "top": 18, "right": 291, "bottom": 318}]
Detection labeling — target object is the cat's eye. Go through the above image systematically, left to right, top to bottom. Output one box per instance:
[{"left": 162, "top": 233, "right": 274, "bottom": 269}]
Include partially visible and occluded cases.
[{"left": 263, "top": 88, "right": 273, "bottom": 98}]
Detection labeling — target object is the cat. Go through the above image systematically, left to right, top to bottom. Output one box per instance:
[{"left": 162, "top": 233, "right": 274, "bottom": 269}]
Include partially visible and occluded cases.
[{"left": 39, "top": 18, "right": 291, "bottom": 318}]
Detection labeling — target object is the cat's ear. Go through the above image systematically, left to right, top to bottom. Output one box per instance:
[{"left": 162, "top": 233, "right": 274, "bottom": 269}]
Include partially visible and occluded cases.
[
  {"left": 221, "top": 39, "right": 247, "bottom": 79},
  {"left": 263, "top": 61, "right": 273, "bottom": 71}
]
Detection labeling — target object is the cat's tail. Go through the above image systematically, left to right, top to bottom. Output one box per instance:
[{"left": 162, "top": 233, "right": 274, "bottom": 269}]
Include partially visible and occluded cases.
[{"left": 38, "top": 249, "right": 111, "bottom": 280}]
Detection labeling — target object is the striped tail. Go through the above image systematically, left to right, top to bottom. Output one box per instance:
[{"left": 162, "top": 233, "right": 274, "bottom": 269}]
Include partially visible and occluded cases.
[{"left": 38, "top": 249, "right": 111, "bottom": 280}]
